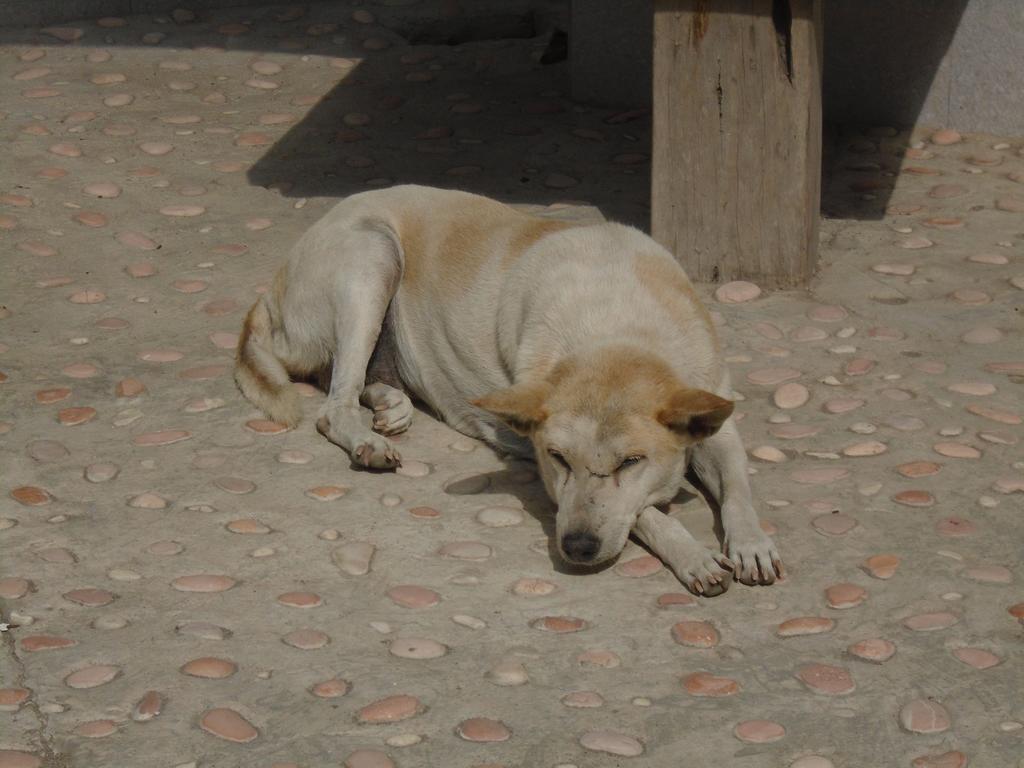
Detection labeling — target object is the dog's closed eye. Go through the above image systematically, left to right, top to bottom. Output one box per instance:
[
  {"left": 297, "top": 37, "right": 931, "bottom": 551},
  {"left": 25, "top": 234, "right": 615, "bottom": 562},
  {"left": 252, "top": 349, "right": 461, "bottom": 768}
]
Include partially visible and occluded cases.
[
  {"left": 548, "top": 449, "right": 571, "bottom": 472},
  {"left": 617, "top": 455, "right": 644, "bottom": 472}
]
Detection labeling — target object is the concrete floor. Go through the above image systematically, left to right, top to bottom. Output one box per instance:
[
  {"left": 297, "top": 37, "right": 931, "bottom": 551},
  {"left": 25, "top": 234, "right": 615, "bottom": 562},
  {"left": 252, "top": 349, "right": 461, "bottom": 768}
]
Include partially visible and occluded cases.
[{"left": 1, "top": 4, "right": 1023, "bottom": 768}]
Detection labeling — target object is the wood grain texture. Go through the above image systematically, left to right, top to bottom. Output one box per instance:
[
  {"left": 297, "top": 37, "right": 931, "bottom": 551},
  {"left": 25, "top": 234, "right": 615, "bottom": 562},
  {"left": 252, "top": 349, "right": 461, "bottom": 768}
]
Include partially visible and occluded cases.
[{"left": 651, "top": 0, "right": 823, "bottom": 287}]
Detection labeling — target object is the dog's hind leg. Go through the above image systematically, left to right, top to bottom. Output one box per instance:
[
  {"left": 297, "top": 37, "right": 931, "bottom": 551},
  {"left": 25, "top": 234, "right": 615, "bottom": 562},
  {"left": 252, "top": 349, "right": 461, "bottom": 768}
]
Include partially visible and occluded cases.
[
  {"left": 315, "top": 222, "right": 404, "bottom": 470},
  {"left": 359, "top": 311, "right": 414, "bottom": 436},
  {"left": 361, "top": 383, "right": 413, "bottom": 436}
]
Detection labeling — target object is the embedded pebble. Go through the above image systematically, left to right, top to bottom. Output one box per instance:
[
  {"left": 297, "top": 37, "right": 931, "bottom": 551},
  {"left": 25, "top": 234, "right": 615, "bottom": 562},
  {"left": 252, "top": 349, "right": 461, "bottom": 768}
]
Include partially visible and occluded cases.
[
  {"left": 715, "top": 281, "right": 761, "bottom": 303},
  {"left": 774, "top": 382, "right": 810, "bottom": 409},
  {"left": 476, "top": 505, "right": 524, "bottom": 526},
  {"left": 812, "top": 513, "right": 858, "bottom": 536},
  {"left": 439, "top": 541, "right": 492, "bottom": 560},
  {"left": 332, "top": 543, "right": 375, "bottom": 576},
  {"left": 864, "top": 554, "right": 900, "bottom": 579},
  {"left": 172, "top": 575, "right": 235, "bottom": 593},
  {"left": 826, "top": 583, "right": 866, "bottom": 609},
  {"left": 388, "top": 585, "right": 440, "bottom": 608},
  {"left": 903, "top": 612, "right": 959, "bottom": 631},
  {"left": 777, "top": 617, "right": 835, "bottom": 637},
  {"left": 671, "top": 620, "right": 719, "bottom": 648},
  {"left": 283, "top": 629, "right": 329, "bottom": 650},
  {"left": 390, "top": 637, "right": 447, "bottom": 660},
  {"left": 953, "top": 647, "right": 1001, "bottom": 669},
  {"left": 181, "top": 657, "right": 236, "bottom": 678},
  {"left": 487, "top": 657, "right": 529, "bottom": 685},
  {"left": 796, "top": 663, "right": 855, "bottom": 695},
  {"left": 65, "top": 665, "right": 120, "bottom": 689},
  {"left": 682, "top": 672, "right": 740, "bottom": 696},
  {"left": 132, "top": 691, "right": 163, "bottom": 722},
  {"left": 358, "top": 696, "right": 422, "bottom": 724},
  {"left": 900, "top": 699, "right": 951, "bottom": 734},
  {"left": 200, "top": 708, "right": 258, "bottom": 743},
  {"left": 456, "top": 718, "right": 511, "bottom": 742},
  {"left": 734, "top": 720, "right": 786, "bottom": 743},
  {"left": 579, "top": 731, "right": 643, "bottom": 756}
]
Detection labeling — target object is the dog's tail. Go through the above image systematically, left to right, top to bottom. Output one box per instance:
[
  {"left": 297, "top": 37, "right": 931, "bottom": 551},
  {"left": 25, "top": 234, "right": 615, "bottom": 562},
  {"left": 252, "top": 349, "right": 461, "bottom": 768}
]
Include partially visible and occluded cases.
[{"left": 234, "top": 293, "right": 301, "bottom": 427}]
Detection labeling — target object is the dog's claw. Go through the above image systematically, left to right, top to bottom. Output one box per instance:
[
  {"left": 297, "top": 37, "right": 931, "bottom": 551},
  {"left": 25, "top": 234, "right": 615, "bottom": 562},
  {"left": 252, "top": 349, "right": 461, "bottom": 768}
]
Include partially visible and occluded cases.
[
  {"left": 716, "top": 554, "right": 736, "bottom": 571},
  {"left": 772, "top": 555, "right": 786, "bottom": 580}
]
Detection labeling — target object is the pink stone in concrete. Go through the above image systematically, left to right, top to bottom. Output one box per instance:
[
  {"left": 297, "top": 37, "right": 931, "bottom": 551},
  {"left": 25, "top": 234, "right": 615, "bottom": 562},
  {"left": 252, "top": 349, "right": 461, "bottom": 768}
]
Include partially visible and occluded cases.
[
  {"left": 715, "top": 281, "right": 761, "bottom": 303},
  {"left": 133, "top": 429, "right": 192, "bottom": 446},
  {"left": 897, "top": 461, "right": 941, "bottom": 478},
  {"left": 305, "top": 485, "right": 349, "bottom": 501},
  {"left": 10, "top": 487, "right": 50, "bottom": 506},
  {"left": 893, "top": 490, "right": 936, "bottom": 508},
  {"left": 812, "top": 513, "right": 858, "bottom": 536},
  {"left": 937, "top": 517, "right": 977, "bottom": 537},
  {"left": 864, "top": 554, "right": 900, "bottom": 579},
  {"left": 615, "top": 555, "right": 663, "bottom": 577},
  {"left": 963, "top": 565, "right": 1012, "bottom": 583},
  {"left": 172, "top": 575, "right": 236, "bottom": 593},
  {"left": 512, "top": 578, "right": 557, "bottom": 596},
  {"left": 826, "top": 583, "right": 866, "bottom": 609},
  {"left": 387, "top": 585, "right": 440, "bottom": 608},
  {"left": 63, "top": 588, "right": 115, "bottom": 606},
  {"left": 278, "top": 591, "right": 322, "bottom": 608},
  {"left": 903, "top": 612, "right": 959, "bottom": 631},
  {"left": 531, "top": 616, "right": 587, "bottom": 633},
  {"left": 777, "top": 617, "right": 835, "bottom": 637},
  {"left": 671, "top": 620, "right": 719, "bottom": 647},
  {"left": 283, "top": 629, "right": 329, "bottom": 649},
  {"left": 20, "top": 635, "right": 75, "bottom": 652},
  {"left": 952, "top": 647, "right": 1001, "bottom": 669},
  {"left": 181, "top": 657, "right": 237, "bottom": 678},
  {"left": 796, "top": 664, "right": 855, "bottom": 695},
  {"left": 65, "top": 665, "right": 120, "bottom": 689},
  {"left": 682, "top": 672, "right": 740, "bottom": 696},
  {"left": 312, "top": 678, "right": 350, "bottom": 698},
  {"left": 132, "top": 691, "right": 163, "bottom": 722},
  {"left": 357, "top": 695, "right": 422, "bottom": 724},
  {"left": 899, "top": 699, "right": 951, "bottom": 734},
  {"left": 200, "top": 708, "right": 258, "bottom": 743},
  {"left": 456, "top": 717, "right": 511, "bottom": 742},
  {"left": 75, "top": 720, "right": 118, "bottom": 738},
  {"left": 734, "top": 720, "right": 786, "bottom": 743},
  {"left": 579, "top": 730, "right": 644, "bottom": 756},
  {"left": 344, "top": 751, "right": 394, "bottom": 768},
  {"left": 911, "top": 752, "right": 967, "bottom": 768}
]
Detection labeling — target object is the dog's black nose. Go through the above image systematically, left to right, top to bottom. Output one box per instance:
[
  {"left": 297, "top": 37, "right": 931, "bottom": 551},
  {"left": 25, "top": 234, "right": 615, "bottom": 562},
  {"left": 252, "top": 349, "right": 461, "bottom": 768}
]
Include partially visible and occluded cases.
[{"left": 561, "top": 531, "right": 601, "bottom": 563}]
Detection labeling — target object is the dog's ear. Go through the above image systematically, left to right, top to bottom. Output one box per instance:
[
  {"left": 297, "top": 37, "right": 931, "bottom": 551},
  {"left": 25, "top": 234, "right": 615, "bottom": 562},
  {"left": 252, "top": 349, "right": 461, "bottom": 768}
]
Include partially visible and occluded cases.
[
  {"left": 472, "top": 382, "right": 551, "bottom": 435},
  {"left": 657, "top": 388, "right": 734, "bottom": 441}
]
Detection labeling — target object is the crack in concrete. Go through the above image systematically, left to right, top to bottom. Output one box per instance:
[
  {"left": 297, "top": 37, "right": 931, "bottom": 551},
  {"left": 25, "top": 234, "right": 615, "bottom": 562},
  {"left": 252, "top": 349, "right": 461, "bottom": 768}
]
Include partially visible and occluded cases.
[{"left": 2, "top": 626, "right": 68, "bottom": 767}]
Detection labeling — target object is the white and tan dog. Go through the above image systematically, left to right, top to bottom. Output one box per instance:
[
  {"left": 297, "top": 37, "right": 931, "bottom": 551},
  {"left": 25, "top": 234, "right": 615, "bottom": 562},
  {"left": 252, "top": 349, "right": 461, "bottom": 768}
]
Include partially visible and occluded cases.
[{"left": 235, "top": 185, "right": 782, "bottom": 594}]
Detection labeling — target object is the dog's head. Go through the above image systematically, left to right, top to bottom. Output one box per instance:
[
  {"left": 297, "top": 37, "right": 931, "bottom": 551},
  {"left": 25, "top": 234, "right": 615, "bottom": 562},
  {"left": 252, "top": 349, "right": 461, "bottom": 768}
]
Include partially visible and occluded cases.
[{"left": 473, "top": 347, "right": 733, "bottom": 565}]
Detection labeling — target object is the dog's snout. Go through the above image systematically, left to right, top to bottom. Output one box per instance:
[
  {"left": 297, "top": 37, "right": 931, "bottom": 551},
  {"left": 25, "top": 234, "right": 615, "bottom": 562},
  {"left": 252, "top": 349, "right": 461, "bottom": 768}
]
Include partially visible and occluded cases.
[{"left": 561, "top": 531, "right": 601, "bottom": 563}]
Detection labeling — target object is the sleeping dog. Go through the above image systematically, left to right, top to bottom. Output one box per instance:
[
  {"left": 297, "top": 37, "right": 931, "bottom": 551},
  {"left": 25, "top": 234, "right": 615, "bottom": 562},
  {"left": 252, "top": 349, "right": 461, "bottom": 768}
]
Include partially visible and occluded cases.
[{"left": 235, "top": 185, "right": 782, "bottom": 594}]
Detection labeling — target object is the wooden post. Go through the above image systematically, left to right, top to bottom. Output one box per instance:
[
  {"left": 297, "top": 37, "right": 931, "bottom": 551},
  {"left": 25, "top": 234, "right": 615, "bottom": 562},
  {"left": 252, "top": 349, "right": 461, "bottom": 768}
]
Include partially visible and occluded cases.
[{"left": 651, "top": 0, "right": 823, "bottom": 287}]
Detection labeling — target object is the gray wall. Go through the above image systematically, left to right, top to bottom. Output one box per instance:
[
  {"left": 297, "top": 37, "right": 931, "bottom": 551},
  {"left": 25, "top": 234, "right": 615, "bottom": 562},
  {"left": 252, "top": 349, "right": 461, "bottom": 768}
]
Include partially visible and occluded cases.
[{"left": 569, "top": 0, "right": 1024, "bottom": 135}]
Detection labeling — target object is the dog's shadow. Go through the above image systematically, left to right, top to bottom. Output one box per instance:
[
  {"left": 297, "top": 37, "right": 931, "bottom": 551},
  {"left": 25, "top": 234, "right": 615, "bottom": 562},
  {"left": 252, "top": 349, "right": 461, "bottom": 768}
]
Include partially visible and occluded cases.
[{"left": 443, "top": 462, "right": 725, "bottom": 576}]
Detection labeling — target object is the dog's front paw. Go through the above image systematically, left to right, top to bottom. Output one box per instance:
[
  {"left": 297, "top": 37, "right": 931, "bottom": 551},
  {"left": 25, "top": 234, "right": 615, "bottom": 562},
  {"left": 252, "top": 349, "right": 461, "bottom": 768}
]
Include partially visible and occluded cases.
[
  {"left": 316, "top": 415, "right": 402, "bottom": 470},
  {"left": 353, "top": 437, "right": 402, "bottom": 469},
  {"left": 724, "top": 526, "right": 783, "bottom": 586},
  {"left": 664, "top": 541, "right": 735, "bottom": 597}
]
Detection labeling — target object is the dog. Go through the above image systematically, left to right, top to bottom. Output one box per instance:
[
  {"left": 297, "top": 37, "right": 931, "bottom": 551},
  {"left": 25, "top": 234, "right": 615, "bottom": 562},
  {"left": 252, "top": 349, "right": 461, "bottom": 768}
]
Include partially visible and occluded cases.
[{"left": 235, "top": 185, "right": 782, "bottom": 594}]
